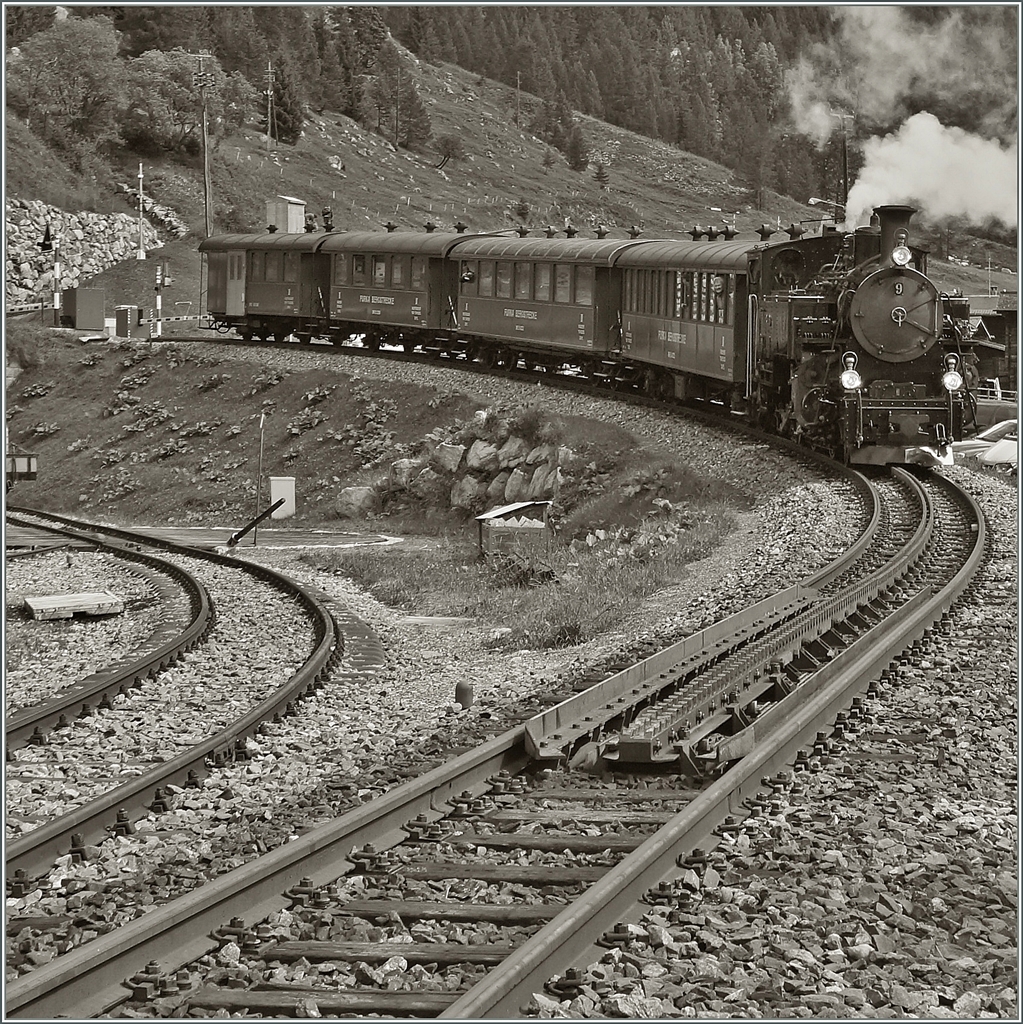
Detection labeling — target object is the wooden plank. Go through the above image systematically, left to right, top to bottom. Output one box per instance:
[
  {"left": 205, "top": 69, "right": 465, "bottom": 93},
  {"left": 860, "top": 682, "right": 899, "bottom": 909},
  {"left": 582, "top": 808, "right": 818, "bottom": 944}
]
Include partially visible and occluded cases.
[
  {"left": 23, "top": 591, "right": 124, "bottom": 620},
  {"left": 521, "top": 787, "right": 700, "bottom": 803},
  {"left": 485, "top": 808, "right": 676, "bottom": 825},
  {"left": 449, "top": 830, "right": 641, "bottom": 854},
  {"left": 371, "top": 862, "right": 605, "bottom": 884},
  {"left": 333, "top": 899, "right": 561, "bottom": 924},
  {"left": 266, "top": 941, "right": 516, "bottom": 965},
  {"left": 189, "top": 985, "right": 457, "bottom": 1015}
]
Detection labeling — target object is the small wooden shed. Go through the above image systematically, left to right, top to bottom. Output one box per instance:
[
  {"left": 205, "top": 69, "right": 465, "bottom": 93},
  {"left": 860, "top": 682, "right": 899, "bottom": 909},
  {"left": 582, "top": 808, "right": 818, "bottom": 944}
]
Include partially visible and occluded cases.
[{"left": 476, "top": 501, "right": 553, "bottom": 560}]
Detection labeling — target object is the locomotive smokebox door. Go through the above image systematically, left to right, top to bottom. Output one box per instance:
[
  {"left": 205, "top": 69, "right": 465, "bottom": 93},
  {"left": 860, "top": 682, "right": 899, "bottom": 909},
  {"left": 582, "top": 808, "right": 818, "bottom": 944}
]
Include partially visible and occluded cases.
[{"left": 849, "top": 267, "right": 942, "bottom": 363}]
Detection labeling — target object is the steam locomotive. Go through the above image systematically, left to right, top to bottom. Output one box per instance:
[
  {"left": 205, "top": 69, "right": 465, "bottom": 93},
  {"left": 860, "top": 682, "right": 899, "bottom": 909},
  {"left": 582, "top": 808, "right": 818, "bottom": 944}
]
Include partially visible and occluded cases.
[{"left": 199, "top": 204, "right": 975, "bottom": 466}]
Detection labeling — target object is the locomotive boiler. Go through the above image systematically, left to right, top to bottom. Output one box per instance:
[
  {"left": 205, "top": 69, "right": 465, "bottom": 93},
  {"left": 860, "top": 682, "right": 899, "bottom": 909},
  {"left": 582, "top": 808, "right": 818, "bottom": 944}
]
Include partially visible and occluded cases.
[{"left": 749, "top": 205, "right": 968, "bottom": 466}]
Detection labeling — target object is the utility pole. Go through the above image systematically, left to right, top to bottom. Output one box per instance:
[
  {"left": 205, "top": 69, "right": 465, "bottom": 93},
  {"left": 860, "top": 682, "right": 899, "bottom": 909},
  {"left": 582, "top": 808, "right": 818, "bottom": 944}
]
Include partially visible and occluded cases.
[
  {"left": 191, "top": 53, "right": 216, "bottom": 238},
  {"left": 264, "top": 61, "right": 276, "bottom": 155},
  {"left": 516, "top": 71, "right": 521, "bottom": 127},
  {"left": 830, "top": 110, "right": 854, "bottom": 218},
  {"left": 136, "top": 163, "right": 146, "bottom": 259}
]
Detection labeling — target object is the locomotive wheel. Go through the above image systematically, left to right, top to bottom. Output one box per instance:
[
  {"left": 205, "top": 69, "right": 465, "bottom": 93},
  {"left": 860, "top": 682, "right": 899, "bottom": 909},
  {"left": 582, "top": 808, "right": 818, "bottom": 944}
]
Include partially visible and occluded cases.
[
  {"left": 295, "top": 333, "right": 312, "bottom": 345},
  {"left": 365, "top": 335, "right": 381, "bottom": 352},
  {"left": 478, "top": 347, "right": 497, "bottom": 369}
]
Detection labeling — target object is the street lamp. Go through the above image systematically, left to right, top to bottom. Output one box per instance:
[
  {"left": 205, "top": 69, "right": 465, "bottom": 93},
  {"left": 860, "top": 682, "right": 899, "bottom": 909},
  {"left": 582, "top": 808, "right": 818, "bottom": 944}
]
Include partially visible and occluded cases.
[{"left": 808, "top": 197, "right": 846, "bottom": 219}]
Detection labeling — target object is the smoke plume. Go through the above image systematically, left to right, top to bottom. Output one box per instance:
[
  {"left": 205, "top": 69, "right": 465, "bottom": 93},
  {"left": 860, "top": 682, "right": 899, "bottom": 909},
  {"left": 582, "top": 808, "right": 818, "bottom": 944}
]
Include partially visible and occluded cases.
[
  {"left": 788, "top": 7, "right": 1018, "bottom": 228},
  {"left": 844, "top": 113, "right": 1017, "bottom": 229}
]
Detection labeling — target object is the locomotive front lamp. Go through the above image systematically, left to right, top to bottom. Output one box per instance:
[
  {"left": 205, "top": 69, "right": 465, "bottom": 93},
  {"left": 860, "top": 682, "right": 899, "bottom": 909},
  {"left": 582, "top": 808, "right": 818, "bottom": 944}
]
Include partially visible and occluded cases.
[
  {"left": 891, "top": 245, "right": 913, "bottom": 266},
  {"left": 840, "top": 352, "right": 862, "bottom": 391},
  {"left": 941, "top": 353, "right": 963, "bottom": 392}
]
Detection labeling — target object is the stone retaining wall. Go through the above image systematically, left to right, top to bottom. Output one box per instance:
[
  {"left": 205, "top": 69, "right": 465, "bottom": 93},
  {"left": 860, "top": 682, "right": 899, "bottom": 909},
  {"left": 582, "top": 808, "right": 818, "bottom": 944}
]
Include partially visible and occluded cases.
[{"left": 5, "top": 198, "right": 163, "bottom": 305}]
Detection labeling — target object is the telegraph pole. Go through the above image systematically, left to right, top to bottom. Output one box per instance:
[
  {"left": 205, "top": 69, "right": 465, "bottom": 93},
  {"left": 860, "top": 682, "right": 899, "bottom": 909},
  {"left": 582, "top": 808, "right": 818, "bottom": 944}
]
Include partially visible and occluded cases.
[
  {"left": 191, "top": 53, "right": 215, "bottom": 238},
  {"left": 264, "top": 61, "right": 276, "bottom": 154},
  {"left": 516, "top": 71, "right": 521, "bottom": 127},
  {"left": 136, "top": 163, "right": 146, "bottom": 259}
]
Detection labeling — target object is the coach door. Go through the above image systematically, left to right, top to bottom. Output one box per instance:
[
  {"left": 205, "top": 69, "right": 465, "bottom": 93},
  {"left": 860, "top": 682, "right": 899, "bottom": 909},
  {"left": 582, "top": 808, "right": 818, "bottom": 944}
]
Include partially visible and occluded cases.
[{"left": 226, "top": 252, "right": 245, "bottom": 316}]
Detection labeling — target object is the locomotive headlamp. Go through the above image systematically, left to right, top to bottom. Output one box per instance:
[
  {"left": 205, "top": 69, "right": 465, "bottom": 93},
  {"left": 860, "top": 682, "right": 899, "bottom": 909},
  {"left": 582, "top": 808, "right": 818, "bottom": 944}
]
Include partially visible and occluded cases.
[
  {"left": 891, "top": 245, "right": 912, "bottom": 266},
  {"left": 840, "top": 351, "right": 861, "bottom": 390},
  {"left": 941, "top": 354, "right": 963, "bottom": 391}
]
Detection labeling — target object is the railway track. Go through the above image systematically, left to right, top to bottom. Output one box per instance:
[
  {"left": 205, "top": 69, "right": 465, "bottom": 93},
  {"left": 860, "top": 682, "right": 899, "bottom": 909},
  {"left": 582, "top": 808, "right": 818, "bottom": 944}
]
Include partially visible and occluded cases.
[
  {"left": 5, "top": 469, "right": 986, "bottom": 1019},
  {"left": 4, "top": 508, "right": 343, "bottom": 882}
]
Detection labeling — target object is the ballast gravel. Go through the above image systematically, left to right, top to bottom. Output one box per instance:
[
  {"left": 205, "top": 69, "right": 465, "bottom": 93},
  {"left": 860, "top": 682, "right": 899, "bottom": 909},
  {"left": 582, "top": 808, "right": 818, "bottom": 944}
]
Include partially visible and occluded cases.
[
  {"left": 4, "top": 346, "right": 1015, "bottom": 1018},
  {"left": 525, "top": 467, "right": 1018, "bottom": 1021},
  {"left": 5, "top": 549, "right": 164, "bottom": 714},
  {"left": 5, "top": 553, "right": 316, "bottom": 842}
]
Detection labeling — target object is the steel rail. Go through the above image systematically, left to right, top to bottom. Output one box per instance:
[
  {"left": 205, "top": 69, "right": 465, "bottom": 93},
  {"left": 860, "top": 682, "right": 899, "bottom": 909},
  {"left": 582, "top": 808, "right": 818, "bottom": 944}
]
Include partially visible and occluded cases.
[
  {"left": 441, "top": 473, "right": 986, "bottom": 1020},
  {"left": 9, "top": 474, "right": 984, "bottom": 1020},
  {"left": 5, "top": 509, "right": 342, "bottom": 879},
  {"left": 5, "top": 514, "right": 213, "bottom": 750},
  {"left": 5, "top": 731, "right": 532, "bottom": 1018}
]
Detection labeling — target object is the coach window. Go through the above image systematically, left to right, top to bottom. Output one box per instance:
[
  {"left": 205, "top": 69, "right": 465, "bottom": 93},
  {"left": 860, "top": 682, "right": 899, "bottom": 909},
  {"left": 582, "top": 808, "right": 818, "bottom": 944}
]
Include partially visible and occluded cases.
[
  {"left": 248, "top": 252, "right": 262, "bottom": 282},
  {"left": 265, "top": 252, "right": 282, "bottom": 282},
  {"left": 284, "top": 252, "right": 300, "bottom": 282},
  {"left": 333, "top": 254, "right": 348, "bottom": 285},
  {"left": 353, "top": 255, "right": 367, "bottom": 286},
  {"left": 373, "top": 256, "right": 387, "bottom": 287},
  {"left": 411, "top": 256, "right": 426, "bottom": 290},
  {"left": 391, "top": 257, "right": 406, "bottom": 288},
  {"left": 459, "top": 261, "right": 477, "bottom": 295},
  {"left": 478, "top": 261, "right": 494, "bottom": 297},
  {"left": 497, "top": 261, "right": 513, "bottom": 299},
  {"left": 515, "top": 262, "right": 532, "bottom": 300},
  {"left": 535, "top": 263, "right": 552, "bottom": 301},
  {"left": 554, "top": 264, "right": 572, "bottom": 303},
  {"left": 575, "top": 265, "right": 593, "bottom": 305},
  {"left": 624, "top": 269, "right": 634, "bottom": 312},
  {"left": 674, "top": 272, "right": 684, "bottom": 318},
  {"left": 711, "top": 275, "right": 728, "bottom": 323}
]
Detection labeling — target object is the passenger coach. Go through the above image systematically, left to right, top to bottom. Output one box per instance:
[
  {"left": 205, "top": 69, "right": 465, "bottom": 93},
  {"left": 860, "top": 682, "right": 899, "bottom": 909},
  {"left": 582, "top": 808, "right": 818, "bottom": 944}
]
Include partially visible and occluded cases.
[
  {"left": 317, "top": 230, "right": 476, "bottom": 350},
  {"left": 199, "top": 233, "right": 329, "bottom": 342},
  {"left": 452, "top": 236, "right": 647, "bottom": 374},
  {"left": 613, "top": 239, "right": 752, "bottom": 402}
]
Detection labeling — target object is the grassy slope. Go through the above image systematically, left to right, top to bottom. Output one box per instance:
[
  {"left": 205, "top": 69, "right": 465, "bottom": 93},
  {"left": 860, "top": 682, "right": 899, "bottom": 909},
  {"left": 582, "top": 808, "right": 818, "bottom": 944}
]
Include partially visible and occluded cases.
[
  {"left": 8, "top": 55, "right": 1014, "bottom": 317},
  {"left": 5, "top": 324, "right": 746, "bottom": 534}
]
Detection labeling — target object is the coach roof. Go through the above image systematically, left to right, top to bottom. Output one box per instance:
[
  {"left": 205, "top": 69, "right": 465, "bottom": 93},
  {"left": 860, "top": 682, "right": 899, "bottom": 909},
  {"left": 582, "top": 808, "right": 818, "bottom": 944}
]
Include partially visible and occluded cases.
[
  {"left": 316, "top": 231, "right": 485, "bottom": 256},
  {"left": 198, "top": 233, "right": 325, "bottom": 252},
  {"left": 450, "top": 236, "right": 648, "bottom": 263},
  {"left": 613, "top": 239, "right": 756, "bottom": 273}
]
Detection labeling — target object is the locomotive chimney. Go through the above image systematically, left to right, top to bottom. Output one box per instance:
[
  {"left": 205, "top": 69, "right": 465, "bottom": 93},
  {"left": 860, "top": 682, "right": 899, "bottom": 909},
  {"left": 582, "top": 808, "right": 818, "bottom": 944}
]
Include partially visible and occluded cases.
[{"left": 874, "top": 205, "right": 916, "bottom": 258}]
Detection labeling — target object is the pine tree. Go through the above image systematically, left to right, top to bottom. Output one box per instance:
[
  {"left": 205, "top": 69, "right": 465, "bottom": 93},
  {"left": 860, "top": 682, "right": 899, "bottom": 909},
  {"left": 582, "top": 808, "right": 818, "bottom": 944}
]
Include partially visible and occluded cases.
[
  {"left": 565, "top": 125, "right": 589, "bottom": 171},
  {"left": 542, "top": 148, "right": 556, "bottom": 173},
  {"left": 593, "top": 163, "right": 609, "bottom": 190}
]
